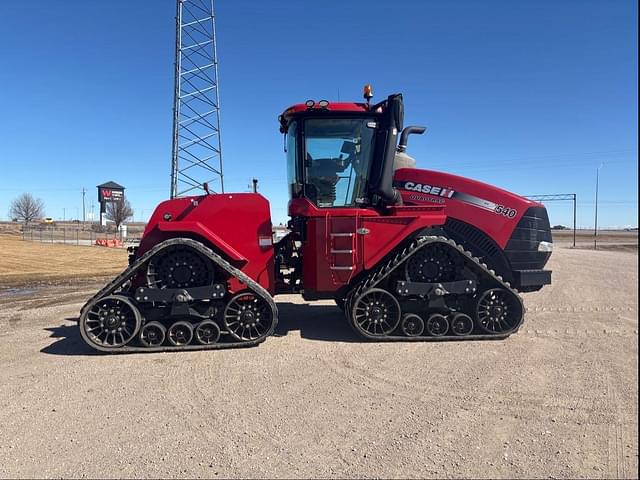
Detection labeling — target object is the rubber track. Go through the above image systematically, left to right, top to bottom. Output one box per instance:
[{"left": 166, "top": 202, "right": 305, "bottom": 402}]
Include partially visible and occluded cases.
[
  {"left": 346, "top": 235, "right": 525, "bottom": 341},
  {"left": 78, "top": 238, "right": 278, "bottom": 353}
]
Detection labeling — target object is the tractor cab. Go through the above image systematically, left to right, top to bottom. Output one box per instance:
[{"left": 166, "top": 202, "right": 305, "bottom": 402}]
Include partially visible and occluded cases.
[
  {"left": 275, "top": 88, "right": 436, "bottom": 298},
  {"left": 279, "top": 88, "right": 424, "bottom": 211},
  {"left": 280, "top": 101, "right": 379, "bottom": 209}
]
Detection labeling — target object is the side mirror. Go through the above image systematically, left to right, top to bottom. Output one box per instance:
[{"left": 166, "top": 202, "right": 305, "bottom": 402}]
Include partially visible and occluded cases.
[{"left": 340, "top": 141, "right": 357, "bottom": 156}]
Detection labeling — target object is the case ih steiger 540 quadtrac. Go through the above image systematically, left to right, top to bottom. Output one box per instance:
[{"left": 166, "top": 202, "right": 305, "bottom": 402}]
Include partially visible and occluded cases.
[{"left": 79, "top": 88, "right": 552, "bottom": 352}]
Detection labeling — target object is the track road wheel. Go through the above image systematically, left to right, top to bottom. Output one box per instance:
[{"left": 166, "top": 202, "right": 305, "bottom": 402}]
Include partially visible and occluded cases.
[
  {"left": 352, "top": 288, "right": 401, "bottom": 337},
  {"left": 476, "top": 288, "right": 523, "bottom": 334},
  {"left": 223, "top": 293, "right": 274, "bottom": 342},
  {"left": 82, "top": 295, "right": 141, "bottom": 349},
  {"left": 400, "top": 313, "right": 425, "bottom": 337},
  {"left": 426, "top": 313, "right": 449, "bottom": 337},
  {"left": 450, "top": 313, "right": 474, "bottom": 336},
  {"left": 195, "top": 320, "right": 221, "bottom": 345},
  {"left": 139, "top": 321, "right": 166, "bottom": 347},
  {"left": 167, "top": 321, "right": 194, "bottom": 346}
]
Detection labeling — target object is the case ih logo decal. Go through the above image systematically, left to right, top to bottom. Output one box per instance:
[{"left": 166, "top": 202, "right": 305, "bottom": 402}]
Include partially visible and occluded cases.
[
  {"left": 397, "top": 181, "right": 517, "bottom": 218},
  {"left": 402, "top": 182, "right": 455, "bottom": 198}
]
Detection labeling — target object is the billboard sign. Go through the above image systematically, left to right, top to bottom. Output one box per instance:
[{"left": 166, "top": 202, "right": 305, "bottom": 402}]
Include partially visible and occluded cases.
[{"left": 98, "top": 187, "right": 124, "bottom": 203}]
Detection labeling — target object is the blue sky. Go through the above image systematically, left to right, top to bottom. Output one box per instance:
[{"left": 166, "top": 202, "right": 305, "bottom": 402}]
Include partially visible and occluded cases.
[{"left": 0, "top": 0, "right": 637, "bottom": 228}]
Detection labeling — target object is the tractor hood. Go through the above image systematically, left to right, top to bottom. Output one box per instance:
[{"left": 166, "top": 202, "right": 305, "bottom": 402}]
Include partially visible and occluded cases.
[{"left": 393, "top": 167, "right": 544, "bottom": 249}]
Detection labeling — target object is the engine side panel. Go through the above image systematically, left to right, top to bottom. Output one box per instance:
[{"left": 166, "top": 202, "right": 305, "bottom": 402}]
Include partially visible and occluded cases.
[
  {"left": 394, "top": 168, "right": 541, "bottom": 249},
  {"left": 138, "top": 193, "right": 275, "bottom": 293}
]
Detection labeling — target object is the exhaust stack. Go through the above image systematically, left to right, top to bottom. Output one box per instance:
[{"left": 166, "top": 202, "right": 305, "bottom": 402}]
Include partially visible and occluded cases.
[{"left": 394, "top": 126, "right": 426, "bottom": 170}]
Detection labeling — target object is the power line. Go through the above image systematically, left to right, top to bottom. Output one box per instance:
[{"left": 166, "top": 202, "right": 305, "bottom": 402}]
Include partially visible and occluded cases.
[
  {"left": 526, "top": 193, "right": 577, "bottom": 246},
  {"left": 526, "top": 193, "right": 575, "bottom": 201}
]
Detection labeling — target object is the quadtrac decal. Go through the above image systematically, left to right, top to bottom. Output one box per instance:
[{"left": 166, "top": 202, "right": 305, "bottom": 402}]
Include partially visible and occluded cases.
[{"left": 395, "top": 181, "right": 517, "bottom": 218}]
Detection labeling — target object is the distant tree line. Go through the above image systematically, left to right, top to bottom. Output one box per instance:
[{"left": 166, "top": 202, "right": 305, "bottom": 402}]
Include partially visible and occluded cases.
[{"left": 8, "top": 192, "right": 134, "bottom": 228}]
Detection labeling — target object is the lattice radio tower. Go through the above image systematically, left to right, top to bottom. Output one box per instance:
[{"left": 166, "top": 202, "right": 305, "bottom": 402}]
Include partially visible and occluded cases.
[{"left": 170, "top": 0, "right": 224, "bottom": 198}]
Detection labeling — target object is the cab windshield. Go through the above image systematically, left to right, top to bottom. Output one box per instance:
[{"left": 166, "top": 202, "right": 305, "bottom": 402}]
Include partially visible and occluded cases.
[{"left": 304, "top": 118, "right": 375, "bottom": 207}]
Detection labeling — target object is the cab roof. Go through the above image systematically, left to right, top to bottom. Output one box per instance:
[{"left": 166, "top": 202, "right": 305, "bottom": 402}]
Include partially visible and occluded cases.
[{"left": 281, "top": 102, "right": 371, "bottom": 120}]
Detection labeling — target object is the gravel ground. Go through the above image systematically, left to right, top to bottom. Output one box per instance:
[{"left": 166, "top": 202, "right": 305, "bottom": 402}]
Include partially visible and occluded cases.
[{"left": 0, "top": 247, "right": 637, "bottom": 479}]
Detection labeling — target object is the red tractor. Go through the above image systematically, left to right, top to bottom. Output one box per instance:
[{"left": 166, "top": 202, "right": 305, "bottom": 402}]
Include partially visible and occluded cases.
[{"left": 80, "top": 88, "right": 552, "bottom": 352}]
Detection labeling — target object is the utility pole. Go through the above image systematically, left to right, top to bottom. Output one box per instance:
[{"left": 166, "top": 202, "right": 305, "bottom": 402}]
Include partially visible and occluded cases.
[
  {"left": 594, "top": 164, "right": 603, "bottom": 250},
  {"left": 82, "top": 188, "right": 86, "bottom": 225},
  {"left": 573, "top": 194, "right": 577, "bottom": 248},
  {"left": 63, "top": 207, "right": 66, "bottom": 222}
]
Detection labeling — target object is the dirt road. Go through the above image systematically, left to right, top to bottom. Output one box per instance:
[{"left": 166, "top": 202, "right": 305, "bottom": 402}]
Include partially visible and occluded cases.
[{"left": 0, "top": 246, "right": 637, "bottom": 479}]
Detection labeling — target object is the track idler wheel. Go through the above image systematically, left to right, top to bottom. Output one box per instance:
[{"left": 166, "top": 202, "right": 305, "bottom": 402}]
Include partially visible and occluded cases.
[
  {"left": 352, "top": 288, "right": 401, "bottom": 337},
  {"left": 476, "top": 288, "right": 523, "bottom": 334},
  {"left": 223, "top": 292, "right": 274, "bottom": 342},
  {"left": 81, "top": 295, "right": 141, "bottom": 349},
  {"left": 400, "top": 313, "right": 424, "bottom": 337},
  {"left": 425, "top": 313, "right": 449, "bottom": 337},
  {"left": 450, "top": 313, "right": 474, "bottom": 336},
  {"left": 195, "top": 320, "right": 221, "bottom": 345},
  {"left": 139, "top": 321, "right": 167, "bottom": 347},
  {"left": 167, "top": 321, "right": 194, "bottom": 346}
]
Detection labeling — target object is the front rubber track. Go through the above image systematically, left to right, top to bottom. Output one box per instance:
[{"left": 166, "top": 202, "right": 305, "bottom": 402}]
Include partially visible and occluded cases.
[{"left": 345, "top": 235, "right": 525, "bottom": 342}]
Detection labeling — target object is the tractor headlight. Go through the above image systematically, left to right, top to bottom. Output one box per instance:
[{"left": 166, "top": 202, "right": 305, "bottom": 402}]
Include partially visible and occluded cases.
[{"left": 538, "top": 241, "right": 553, "bottom": 252}]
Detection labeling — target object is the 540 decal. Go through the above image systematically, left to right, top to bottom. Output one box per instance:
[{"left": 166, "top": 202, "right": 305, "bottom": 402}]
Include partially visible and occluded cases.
[{"left": 495, "top": 205, "right": 517, "bottom": 218}]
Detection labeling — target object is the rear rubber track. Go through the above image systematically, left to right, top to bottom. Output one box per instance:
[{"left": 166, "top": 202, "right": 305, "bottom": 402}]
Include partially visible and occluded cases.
[{"left": 79, "top": 238, "right": 278, "bottom": 353}]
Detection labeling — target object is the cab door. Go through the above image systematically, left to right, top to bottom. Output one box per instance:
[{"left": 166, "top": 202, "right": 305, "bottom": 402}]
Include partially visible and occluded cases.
[
  {"left": 296, "top": 117, "right": 377, "bottom": 297},
  {"left": 301, "top": 212, "right": 360, "bottom": 295}
]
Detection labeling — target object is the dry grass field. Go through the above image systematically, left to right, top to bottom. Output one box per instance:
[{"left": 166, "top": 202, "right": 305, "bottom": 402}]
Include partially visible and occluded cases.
[
  {"left": 552, "top": 229, "right": 638, "bottom": 251},
  {"left": 0, "top": 233, "right": 127, "bottom": 287}
]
